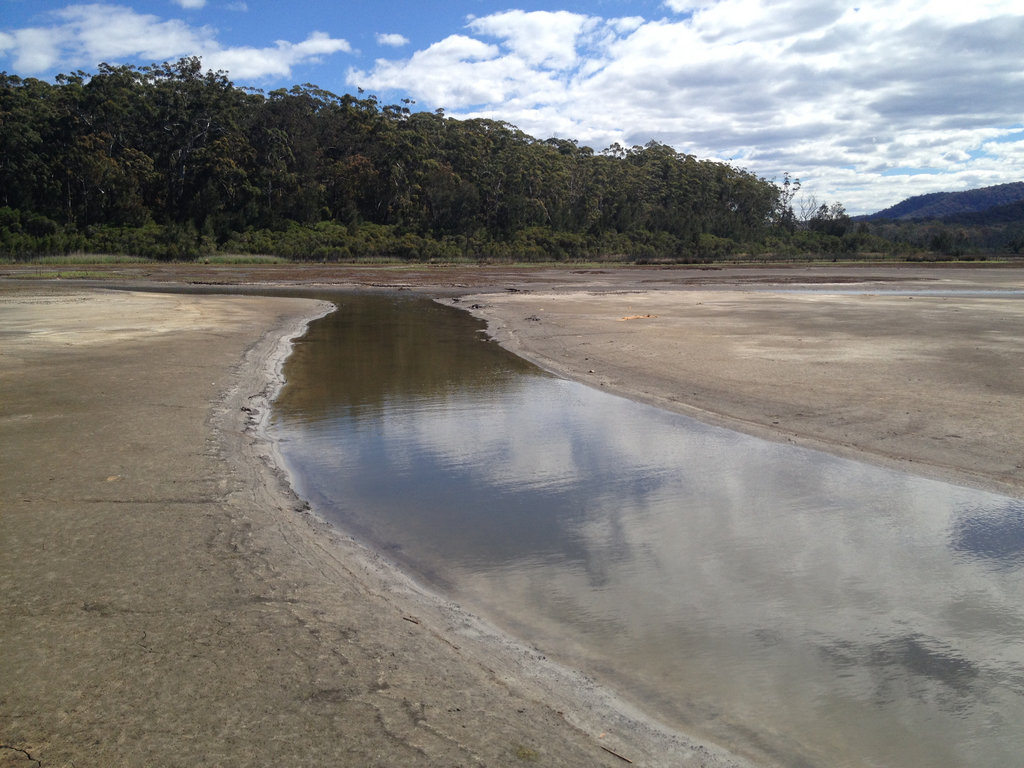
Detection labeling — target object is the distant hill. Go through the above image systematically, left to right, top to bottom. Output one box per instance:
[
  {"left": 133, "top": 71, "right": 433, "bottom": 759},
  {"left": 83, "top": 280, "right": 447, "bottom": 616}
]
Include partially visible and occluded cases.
[
  {"left": 865, "top": 182, "right": 1024, "bottom": 221},
  {"left": 942, "top": 197, "right": 1024, "bottom": 226}
]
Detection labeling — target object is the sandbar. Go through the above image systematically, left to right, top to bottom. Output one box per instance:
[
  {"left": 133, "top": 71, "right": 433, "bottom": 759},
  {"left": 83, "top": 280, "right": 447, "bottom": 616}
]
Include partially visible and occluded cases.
[{"left": 453, "top": 266, "right": 1024, "bottom": 499}]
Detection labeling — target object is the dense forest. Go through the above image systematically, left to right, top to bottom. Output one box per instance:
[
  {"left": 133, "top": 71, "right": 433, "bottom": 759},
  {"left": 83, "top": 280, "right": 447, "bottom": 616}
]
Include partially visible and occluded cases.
[
  {"left": 0, "top": 58, "right": 1017, "bottom": 262},
  {"left": 858, "top": 183, "right": 1024, "bottom": 257},
  {"left": 864, "top": 183, "right": 1024, "bottom": 221}
]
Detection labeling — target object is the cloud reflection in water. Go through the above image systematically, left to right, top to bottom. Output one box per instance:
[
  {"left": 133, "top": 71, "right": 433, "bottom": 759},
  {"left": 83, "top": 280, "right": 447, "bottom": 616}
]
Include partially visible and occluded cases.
[{"left": 273, "top": 295, "right": 1024, "bottom": 768}]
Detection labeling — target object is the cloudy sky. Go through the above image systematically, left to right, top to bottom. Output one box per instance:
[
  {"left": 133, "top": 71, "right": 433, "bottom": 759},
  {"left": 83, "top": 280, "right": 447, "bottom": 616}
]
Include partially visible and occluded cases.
[{"left": 2, "top": 0, "right": 1022, "bottom": 214}]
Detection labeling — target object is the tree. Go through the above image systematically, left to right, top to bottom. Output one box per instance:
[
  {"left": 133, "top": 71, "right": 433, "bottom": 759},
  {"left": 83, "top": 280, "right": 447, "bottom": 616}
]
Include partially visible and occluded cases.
[
  {"left": 0, "top": 58, "right": 810, "bottom": 261},
  {"left": 771, "top": 173, "right": 800, "bottom": 232},
  {"left": 808, "top": 202, "right": 851, "bottom": 237}
]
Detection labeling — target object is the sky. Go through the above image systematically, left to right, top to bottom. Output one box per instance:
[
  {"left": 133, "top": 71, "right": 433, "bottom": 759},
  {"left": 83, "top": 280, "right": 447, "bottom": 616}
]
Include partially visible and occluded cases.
[{"left": 2, "top": 0, "right": 1023, "bottom": 215}]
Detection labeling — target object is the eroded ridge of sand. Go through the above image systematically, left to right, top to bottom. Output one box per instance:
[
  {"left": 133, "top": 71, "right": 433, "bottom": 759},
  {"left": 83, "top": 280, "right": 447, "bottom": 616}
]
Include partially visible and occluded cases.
[
  {"left": 454, "top": 276, "right": 1024, "bottom": 499},
  {"left": 1, "top": 286, "right": 747, "bottom": 768}
]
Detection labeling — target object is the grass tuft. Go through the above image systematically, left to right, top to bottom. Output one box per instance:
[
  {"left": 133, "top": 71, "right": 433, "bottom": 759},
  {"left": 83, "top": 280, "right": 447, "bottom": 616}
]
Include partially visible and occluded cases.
[{"left": 513, "top": 745, "right": 539, "bottom": 762}]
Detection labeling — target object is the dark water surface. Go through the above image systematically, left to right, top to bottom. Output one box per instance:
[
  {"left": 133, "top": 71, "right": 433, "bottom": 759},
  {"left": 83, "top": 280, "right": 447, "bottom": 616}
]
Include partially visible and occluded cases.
[{"left": 271, "top": 293, "right": 1024, "bottom": 768}]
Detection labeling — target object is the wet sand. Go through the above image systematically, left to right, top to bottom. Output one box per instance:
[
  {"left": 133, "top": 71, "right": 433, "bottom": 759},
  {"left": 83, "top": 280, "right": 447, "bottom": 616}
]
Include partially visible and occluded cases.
[
  {"left": 2, "top": 263, "right": 1022, "bottom": 767},
  {"left": 453, "top": 267, "right": 1024, "bottom": 499},
  {"left": 1, "top": 284, "right": 743, "bottom": 768}
]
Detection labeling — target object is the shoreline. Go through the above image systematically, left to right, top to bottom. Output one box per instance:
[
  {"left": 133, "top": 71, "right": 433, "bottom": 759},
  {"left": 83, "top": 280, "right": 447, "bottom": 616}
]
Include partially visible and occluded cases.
[
  {"left": 4, "top": 262, "right": 1022, "bottom": 766},
  {"left": 448, "top": 279, "right": 1024, "bottom": 500},
  {"left": 1, "top": 284, "right": 751, "bottom": 767},
  {"left": 242, "top": 298, "right": 757, "bottom": 767},
  {"left": 468, "top": 306, "right": 1024, "bottom": 499}
]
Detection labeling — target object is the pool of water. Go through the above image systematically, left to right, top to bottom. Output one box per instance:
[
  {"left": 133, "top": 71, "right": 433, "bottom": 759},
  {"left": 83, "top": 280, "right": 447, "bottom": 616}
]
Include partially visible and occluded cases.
[{"left": 272, "top": 293, "right": 1024, "bottom": 768}]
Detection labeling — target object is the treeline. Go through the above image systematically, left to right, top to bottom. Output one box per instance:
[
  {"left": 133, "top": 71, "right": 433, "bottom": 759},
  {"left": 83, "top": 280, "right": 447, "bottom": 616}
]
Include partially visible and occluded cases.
[
  {"left": 0, "top": 58, "right": 920, "bottom": 262},
  {"left": 856, "top": 181, "right": 1024, "bottom": 257},
  {"left": 858, "top": 217, "right": 1024, "bottom": 258}
]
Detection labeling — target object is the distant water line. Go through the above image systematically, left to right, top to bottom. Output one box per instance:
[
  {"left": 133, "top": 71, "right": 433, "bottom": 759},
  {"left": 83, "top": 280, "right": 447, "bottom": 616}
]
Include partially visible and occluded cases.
[{"left": 271, "top": 293, "right": 1024, "bottom": 768}]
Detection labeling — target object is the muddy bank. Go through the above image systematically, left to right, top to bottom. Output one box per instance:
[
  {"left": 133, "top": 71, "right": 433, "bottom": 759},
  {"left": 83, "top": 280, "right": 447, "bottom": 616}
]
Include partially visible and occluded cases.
[
  {"left": 451, "top": 271, "right": 1024, "bottom": 498},
  {"left": 0, "top": 284, "right": 746, "bottom": 767}
]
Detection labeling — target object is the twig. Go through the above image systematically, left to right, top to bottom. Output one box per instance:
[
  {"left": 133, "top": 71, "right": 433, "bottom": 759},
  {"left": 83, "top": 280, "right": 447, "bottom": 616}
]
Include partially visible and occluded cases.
[{"left": 600, "top": 744, "right": 633, "bottom": 763}]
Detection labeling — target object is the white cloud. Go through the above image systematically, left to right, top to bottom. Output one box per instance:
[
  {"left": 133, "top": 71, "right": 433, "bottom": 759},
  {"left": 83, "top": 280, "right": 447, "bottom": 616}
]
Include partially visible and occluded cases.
[
  {"left": 172, "top": 0, "right": 206, "bottom": 9},
  {"left": 662, "top": 0, "right": 711, "bottom": 13},
  {"left": 350, "top": 1, "right": 1024, "bottom": 213},
  {"left": 1, "top": 3, "right": 350, "bottom": 82},
  {"left": 53, "top": 4, "right": 214, "bottom": 62},
  {"left": 467, "top": 10, "right": 597, "bottom": 69},
  {"left": 348, "top": 14, "right": 618, "bottom": 114},
  {"left": 0, "top": 27, "right": 65, "bottom": 72},
  {"left": 203, "top": 32, "right": 352, "bottom": 79},
  {"left": 376, "top": 32, "right": 409, "bottom": 48},
  {"left": 350, "top": 35, "right": 510, "bottom": 106}
]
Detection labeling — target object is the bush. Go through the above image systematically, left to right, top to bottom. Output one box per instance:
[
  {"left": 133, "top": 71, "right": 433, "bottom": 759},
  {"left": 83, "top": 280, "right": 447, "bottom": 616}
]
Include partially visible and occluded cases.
[
  {"left": 0, "top": 207, "right": 22, "bottom": 231},
  {"left": 23, "top": 213, "right": 59, "bottom": 237},
  {"left": 697, "top": 233, "right": 738, "bottom": 259}
]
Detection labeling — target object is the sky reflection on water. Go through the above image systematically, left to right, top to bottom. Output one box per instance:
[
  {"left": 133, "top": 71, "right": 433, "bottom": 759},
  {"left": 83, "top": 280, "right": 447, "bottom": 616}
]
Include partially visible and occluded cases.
[{"left": 273, "top": 294, "right": 1024, "bottom": 768}]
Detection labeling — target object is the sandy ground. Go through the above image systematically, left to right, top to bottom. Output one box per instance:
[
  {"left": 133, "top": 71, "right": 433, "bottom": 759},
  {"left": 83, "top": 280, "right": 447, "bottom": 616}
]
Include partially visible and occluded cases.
[
  {"left": 2, "top": 263, "right": 1022, "bottom": 767},
  {"left": 453, "top": 268, "right": 1024, "bottom": 498},
  {"left": 1, "top": 283, "right": 744, "bottom": 768}
]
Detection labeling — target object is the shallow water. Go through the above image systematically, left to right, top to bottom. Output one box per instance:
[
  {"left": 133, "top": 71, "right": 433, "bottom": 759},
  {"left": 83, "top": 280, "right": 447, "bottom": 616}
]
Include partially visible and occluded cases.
[{"left": 272, "top": 293, "right": 1024, "bottom": 768}]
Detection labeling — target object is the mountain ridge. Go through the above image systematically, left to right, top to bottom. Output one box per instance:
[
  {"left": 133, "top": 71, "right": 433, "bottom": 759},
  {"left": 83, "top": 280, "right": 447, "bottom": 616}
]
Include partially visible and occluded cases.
[{"left": 865, "top": 182, "right": 1024, "bottom": 221}]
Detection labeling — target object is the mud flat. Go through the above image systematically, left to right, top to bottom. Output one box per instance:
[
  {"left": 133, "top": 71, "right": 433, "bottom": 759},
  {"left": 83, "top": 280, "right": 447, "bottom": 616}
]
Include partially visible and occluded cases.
[
  {"left": 3, "top": 262, "right": 1022, "bottom": 767},
  {"left": 454, "top": 267, "right": 1024, "bottom": 499},
  {"left": 0, "top": 284, "right": 746, "bottom": 768}
]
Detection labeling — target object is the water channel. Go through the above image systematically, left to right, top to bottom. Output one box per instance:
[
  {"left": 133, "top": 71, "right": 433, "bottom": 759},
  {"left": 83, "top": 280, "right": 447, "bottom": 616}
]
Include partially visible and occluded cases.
[{"left": 270, "top": 293, "right": 1024, "bottom": 768}]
